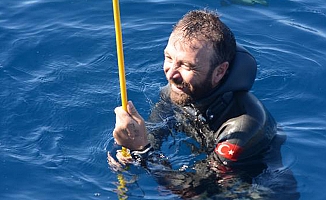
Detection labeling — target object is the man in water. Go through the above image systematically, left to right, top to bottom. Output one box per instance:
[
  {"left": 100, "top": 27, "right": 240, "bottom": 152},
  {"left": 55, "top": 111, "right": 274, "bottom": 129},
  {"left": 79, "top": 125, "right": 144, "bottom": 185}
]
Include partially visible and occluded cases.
[
  {"left": 109, "top": 9, "right": 298, "bottom": 199},
  {"left": 112, "top": 9, "right": 275, "bottom": 166}
]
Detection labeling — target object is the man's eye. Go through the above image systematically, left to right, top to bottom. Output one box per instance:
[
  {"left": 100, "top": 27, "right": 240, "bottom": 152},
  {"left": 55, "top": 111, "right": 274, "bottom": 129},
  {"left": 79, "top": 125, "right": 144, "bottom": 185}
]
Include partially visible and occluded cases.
[
  {"left": 164, "top": 55, "right": 172, "bottom": 62},
  {"left": 181, "top": 63, "right": 194, "bottom": 70},
  {"left": 181, "top": 64, "right": 190, "bottom": 70}
]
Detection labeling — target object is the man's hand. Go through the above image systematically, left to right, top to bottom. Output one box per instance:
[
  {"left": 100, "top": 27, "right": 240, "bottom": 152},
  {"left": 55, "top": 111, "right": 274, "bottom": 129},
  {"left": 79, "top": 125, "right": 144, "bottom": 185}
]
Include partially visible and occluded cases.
[
  {"left": 113, "top": 101, "right": 149, "bottom": 151},
  {"left": 107, "top": 150, "right": 133, "bottom": 170}
]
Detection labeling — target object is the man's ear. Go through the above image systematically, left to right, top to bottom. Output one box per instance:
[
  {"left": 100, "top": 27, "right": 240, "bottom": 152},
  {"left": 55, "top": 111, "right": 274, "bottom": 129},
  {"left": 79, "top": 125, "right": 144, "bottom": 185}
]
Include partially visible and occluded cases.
[{"left": 212, "top": 61, "right": 229, "bottom": 87}]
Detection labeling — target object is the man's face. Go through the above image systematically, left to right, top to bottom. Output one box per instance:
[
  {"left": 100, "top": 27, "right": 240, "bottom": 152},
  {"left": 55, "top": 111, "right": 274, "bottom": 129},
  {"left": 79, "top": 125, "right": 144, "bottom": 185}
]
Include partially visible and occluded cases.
[{"left": 163, "top": 32, "right": 215, "bottom": 105}]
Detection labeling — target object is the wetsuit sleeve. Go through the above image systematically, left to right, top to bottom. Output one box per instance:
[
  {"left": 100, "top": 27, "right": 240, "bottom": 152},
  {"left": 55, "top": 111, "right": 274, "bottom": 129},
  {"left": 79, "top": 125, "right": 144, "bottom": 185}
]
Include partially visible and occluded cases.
[{"left": 211, "top": 112, "right": 276, "bottom": 167}]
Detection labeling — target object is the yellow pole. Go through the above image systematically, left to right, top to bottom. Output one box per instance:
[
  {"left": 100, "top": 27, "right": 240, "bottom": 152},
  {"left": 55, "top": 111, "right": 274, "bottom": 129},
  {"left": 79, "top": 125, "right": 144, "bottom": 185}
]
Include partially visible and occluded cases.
[{"left": 112, "top": 0, "right": 130, "bottom": 157}]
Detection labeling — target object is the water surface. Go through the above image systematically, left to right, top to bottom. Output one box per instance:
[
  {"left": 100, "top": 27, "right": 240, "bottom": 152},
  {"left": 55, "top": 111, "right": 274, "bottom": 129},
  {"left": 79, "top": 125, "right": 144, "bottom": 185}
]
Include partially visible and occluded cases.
[{"left": 1, "top": 0, "right": 326, "bottom": 199}]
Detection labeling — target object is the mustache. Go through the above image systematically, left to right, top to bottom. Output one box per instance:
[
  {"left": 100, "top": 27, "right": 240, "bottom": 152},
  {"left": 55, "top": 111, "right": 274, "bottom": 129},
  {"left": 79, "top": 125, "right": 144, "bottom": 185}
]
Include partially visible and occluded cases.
[{"left": 169, "top": 79, "right": 190, "bottom": 89}]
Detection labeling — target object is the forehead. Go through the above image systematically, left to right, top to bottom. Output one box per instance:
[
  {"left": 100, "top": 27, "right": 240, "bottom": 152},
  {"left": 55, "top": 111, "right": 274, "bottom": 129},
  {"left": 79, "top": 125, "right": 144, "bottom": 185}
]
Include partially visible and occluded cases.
[
  {"left": 165, "top": 32, "right": 214, "bottom": 61},
  {"left": 167, "top": 32, "right": 211, "bottom": 52}
]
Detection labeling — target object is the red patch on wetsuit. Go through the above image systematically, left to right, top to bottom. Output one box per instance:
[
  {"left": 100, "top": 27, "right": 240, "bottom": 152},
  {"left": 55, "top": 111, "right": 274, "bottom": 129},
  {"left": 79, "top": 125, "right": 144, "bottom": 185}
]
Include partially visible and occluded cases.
[{"left": 214, "top": 141, "right": 243, "bottom": 161}]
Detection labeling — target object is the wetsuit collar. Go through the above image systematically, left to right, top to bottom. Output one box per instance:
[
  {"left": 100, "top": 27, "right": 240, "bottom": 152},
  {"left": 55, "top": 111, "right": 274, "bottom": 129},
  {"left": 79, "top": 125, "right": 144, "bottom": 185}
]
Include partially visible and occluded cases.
[{"left": 160, "top": 84, "right": 233, "bottom": 124}]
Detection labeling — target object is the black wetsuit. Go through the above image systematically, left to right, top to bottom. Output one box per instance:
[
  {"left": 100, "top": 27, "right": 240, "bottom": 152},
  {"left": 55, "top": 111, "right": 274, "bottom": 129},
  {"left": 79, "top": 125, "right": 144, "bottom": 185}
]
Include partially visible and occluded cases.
[
  {"left": 148, "top": 45, "right": 276, "bottom": 168},
  {"left": 141, "top": 46, "right": 299, "bottom": 199},
  {"left": 149, "top": 85, "right": 276, "bottom": 168}
]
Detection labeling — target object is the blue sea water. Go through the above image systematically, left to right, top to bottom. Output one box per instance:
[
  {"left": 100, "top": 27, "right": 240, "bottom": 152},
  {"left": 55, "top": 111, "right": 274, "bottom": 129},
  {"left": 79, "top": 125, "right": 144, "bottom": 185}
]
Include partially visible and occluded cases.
[{"left": 1, "top": 0, "right": 326, "bottom": 199}]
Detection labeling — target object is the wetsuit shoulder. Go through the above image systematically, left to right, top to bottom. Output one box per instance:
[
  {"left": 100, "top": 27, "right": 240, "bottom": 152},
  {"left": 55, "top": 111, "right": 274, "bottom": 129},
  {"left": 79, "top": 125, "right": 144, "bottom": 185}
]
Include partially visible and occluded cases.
[{"left": 212, "top": 91, "right": 276, "bottom": 166}]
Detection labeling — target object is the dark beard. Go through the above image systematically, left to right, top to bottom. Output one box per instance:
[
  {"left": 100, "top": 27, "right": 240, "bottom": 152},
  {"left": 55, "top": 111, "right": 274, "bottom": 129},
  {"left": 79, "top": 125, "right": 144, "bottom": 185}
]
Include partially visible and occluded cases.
[
  {"left": 169, "top": 75, "right": 214, "bottom": 106},
  {"left": 170, "top": 86, "right": 193, "bottom": 106}
]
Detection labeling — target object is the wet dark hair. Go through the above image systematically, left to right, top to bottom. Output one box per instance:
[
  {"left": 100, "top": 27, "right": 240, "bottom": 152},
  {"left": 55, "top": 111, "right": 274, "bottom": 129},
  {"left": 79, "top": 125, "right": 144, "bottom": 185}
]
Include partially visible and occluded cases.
[{"left": 173, "top": 10, "right": 236, "bottom": 69}]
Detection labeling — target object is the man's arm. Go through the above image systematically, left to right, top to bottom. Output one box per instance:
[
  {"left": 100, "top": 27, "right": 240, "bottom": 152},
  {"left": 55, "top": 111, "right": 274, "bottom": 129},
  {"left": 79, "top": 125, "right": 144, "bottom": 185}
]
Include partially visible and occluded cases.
[{"left": 210, "top": 112, "right": 276, "bottom": 167}]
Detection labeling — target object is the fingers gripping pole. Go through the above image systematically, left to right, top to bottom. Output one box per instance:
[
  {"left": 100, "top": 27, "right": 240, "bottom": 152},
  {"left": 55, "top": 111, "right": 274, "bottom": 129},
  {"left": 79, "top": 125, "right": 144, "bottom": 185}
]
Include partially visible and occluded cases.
[{"left": 112, "top": 0, "right": 130, "bottom": 157}]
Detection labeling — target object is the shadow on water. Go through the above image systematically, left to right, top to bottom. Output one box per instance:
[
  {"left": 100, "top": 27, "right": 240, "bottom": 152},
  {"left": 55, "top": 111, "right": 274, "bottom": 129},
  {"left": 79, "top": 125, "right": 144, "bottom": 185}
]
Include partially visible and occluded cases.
[
  {"left": 221, "top": 0, "right": 268, "bottom": 6},
  {"left": 108, "top": 129, "right": 300, "bottom": 200},
  {"left": 161, "top": 135, "right": 299, "bottom": 199}
]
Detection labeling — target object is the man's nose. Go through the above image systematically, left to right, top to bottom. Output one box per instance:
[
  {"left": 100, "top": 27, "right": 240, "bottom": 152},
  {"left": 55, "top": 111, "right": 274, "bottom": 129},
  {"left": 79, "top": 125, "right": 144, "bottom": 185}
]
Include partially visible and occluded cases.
[{"left": 166, "top": 64, "right": 182, "bottom": 82}]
